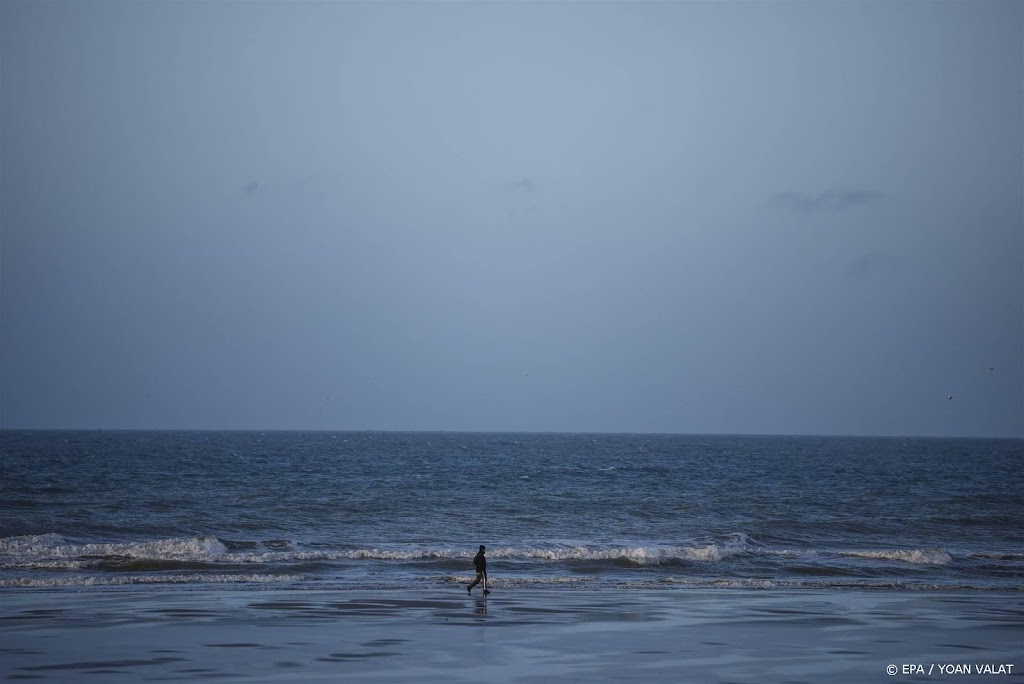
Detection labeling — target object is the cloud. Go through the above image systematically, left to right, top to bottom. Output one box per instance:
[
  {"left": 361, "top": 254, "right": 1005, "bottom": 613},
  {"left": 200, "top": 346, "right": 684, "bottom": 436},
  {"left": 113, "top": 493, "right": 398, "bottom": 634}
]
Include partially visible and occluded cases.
[
  {"left": 239, "top": 175, "right": 323, "bottom": 201},
  {"left": 503, "top": 176, "right": 541, "bottom": 220},
  {"left": 507, "top": 176, "right": 537, "bottom": 193},
  {"left": 769, "top": 189, "right": 888, "bottom": 213}
]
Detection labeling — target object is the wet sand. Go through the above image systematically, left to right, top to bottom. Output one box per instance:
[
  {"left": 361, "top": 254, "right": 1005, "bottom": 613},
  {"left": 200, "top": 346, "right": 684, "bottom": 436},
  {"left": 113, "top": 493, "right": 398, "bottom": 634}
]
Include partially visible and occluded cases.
[{"left": 2, "top": 588, "right": 1021, "bottom": 682}]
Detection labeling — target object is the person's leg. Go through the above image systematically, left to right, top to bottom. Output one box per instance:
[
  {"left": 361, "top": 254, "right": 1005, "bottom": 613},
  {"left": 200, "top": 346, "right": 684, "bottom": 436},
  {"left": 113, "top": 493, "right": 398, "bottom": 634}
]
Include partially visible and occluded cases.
[{"left": 467, "top": 572, "right": 481, "bottom": 592}]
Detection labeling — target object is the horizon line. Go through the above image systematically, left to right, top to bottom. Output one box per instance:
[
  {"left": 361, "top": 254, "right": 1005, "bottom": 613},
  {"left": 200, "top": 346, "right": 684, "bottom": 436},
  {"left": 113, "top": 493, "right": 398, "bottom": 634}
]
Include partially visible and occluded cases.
[{"left": 0, "top": 427, "right": 1020, "bottom": 441}]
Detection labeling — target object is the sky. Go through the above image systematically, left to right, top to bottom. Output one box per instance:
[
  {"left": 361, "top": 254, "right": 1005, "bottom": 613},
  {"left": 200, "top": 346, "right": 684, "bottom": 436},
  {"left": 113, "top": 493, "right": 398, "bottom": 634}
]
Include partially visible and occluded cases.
[{"left": 2, "top": 0, "right": 1022, "bottom": 437}]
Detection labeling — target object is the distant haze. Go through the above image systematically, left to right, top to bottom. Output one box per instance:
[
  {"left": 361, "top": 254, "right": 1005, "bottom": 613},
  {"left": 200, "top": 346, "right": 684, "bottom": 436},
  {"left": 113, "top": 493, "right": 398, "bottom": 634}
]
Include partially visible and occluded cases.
[{"left": 2, "top": 1, "right": 1022, "bottom": 437}]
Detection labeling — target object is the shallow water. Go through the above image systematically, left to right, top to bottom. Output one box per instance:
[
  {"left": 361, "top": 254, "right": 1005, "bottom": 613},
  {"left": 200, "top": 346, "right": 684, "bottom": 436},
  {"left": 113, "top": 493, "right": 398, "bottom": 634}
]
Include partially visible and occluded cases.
[{"left": 2, "top": 588, "right": 1021, "bottom": 683}]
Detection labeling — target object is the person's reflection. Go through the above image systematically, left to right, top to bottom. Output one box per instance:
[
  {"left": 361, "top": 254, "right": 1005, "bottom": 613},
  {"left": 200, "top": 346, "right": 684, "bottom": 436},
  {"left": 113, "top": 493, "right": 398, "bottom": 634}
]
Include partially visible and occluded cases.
[{"left": 474, "top": 597, "right": 487, "bottom": 616}]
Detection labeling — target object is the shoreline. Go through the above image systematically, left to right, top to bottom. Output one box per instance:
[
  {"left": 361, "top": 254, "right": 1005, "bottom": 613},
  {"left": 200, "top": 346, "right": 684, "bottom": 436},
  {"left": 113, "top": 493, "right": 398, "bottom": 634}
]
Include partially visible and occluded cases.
[{"left": 3, "top": 587, "right": 1021, "bottom": 682}]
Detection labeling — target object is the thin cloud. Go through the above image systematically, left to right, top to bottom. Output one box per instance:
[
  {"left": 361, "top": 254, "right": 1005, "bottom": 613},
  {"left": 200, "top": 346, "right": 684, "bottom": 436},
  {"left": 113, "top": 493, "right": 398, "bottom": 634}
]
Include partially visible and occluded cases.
[
  {"left": 240, "top": 175, "right": 323, "bottom": 200},
  {"left": 503, "top": 176, "right": 541, "bottom": 220},
  {"left": 507, "top": 176, "right": 537, "bottom": 193},
  {"left": 241, "top": 180, "right": 261, "bottom": 198},
  {"left": 769, "top": 189, "right": 888, "bottom": 213}
]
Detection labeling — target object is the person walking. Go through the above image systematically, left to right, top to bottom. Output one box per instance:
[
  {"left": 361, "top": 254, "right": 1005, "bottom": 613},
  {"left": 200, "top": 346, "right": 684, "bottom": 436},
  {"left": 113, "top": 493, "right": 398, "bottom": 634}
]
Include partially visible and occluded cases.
[{"left": 467, "top": 545, "right": 490, "bottom": 595}]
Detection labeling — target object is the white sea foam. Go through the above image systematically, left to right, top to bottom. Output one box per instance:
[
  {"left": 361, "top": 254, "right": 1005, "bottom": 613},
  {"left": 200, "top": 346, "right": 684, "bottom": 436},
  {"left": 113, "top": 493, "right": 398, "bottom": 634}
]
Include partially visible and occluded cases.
[
  {"left": 0, "top": 533, "right": 68, "bottom": 555},
  {"left": 0, "top": 534, "right": 229, "bottom": 566},
  {"left": 0, "top": 535, "right": 759, "bottom": 567},
  {"left": 0, "top": 535, "right": 967, "bottom": 572},
  {"left": 80, "top": 536, "right": 229, "bottom": 559},
  {"left": 335, "top": 544, "right": 750, "bottom": 564},
  {"left": 511, "top": 544, "right": 746, "bottom": 564},
  {"left": 226, "top": 548, "right": 468, "bottom": 563},
  {"left": 341, "top": 548, "right": 468, "bottom": 561},
  {"left": 839, "top": 548, "right": 952, "bottom": 565},
  {"left": 0, "top": 559, "right": 85, "bottom": 570},
  {"left": 0, "top": 573, "right": 297, "bottom": 588},
  {"left": 438, "top": 575, "right": 596, "bottom": 586},
  {"left": 624, "top": 577, "right": 780, "bottom": 589},
  {"left": 640, "top": 577, "right": 1010, "bottom": 591},
  {"left": 711, "top": 578, "right": 778, "bottom": 589}
]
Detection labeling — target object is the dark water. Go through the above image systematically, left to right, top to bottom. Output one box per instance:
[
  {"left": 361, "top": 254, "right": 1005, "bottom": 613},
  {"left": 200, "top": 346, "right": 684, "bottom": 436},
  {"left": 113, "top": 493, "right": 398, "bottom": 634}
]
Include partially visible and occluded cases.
[{"left": 1, "top": 431, "right": 1021, "bottom": 591}]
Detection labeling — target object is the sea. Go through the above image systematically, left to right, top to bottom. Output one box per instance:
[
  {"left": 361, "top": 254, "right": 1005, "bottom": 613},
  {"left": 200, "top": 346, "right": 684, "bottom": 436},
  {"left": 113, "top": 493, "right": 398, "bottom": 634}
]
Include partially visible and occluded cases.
[{"left": 1, "top": 431, "right": 1021, "bottom": 593}]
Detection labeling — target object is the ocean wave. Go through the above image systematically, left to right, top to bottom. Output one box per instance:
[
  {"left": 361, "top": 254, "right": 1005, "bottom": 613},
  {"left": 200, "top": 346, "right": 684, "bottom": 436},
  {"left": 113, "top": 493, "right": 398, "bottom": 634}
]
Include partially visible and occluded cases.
[
  {"left": 0, "top": 533, "right": 68, "bottom": 554},
  {"left": 0, "top": 534, "right": 228, "bottom": 564},
  {"left": 0, "top": 534, "right": 976, "bottom": 572},
  {"left": 0, "top": 535, "right": 757, "bottom": 571},
  {"left": 0, "top": 535, "right": 462, "bottom": 567},
  {"left": 331, "top": 543, "right": 751, "bottom": 565},
  {"left": 220, "top": 545, "right": 745, "bottom": 565},
  {"left": 509, "top": 545, "right": 748, "bottom": 564},
  {"left": 342, "top": 548, "right": 467, "bottom": 561},
  {"left": 760, "top": 548, "right": 807, "bottom": 558},
  {"left": 838, "top": 548, "right": 952, "bottom": 565},
  {"left": 966, "top": 552, "right": 1024, "bottom": 561},
  {"left": 0, "top": 559, "right": 86, "bottom": 570},
  {"left": 0, "top": 573, "right": 298, "bottom": 588},
  {"left": 437, "top": 575, "right": 597, "bottom": 586},
  {"left": 648, "top": 577, "right": 779, "bottom": 589},
  {"left": 644, "top": 578, "right": 1020, "bottom": 591}
]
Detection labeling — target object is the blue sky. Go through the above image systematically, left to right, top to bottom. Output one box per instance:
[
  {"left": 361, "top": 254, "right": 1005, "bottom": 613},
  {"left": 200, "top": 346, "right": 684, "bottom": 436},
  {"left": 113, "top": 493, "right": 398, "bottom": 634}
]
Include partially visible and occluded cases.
[{"left": 2, "top": 0, "right": 1021, "bottom": 436}]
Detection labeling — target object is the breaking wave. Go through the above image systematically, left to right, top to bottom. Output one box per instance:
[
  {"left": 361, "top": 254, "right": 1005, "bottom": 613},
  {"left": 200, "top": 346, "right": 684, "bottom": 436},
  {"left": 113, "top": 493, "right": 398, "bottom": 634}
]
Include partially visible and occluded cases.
[
  {"left": 0, "top": 533, "right": 228, "bottom": 562},
  {"left": 0, "top": 534, "right": 755, "bottom": 568},
  {"left": 5, "top": 534, "right": 1017, "bottom": 593},
  {"left": 498, "top": 544, "right": 748, "bottom": 564},
  {"left": 838, "top": 548, "right": 952, "bottom": 565},
  {"left": 0, "top": 574, "right": 297, "bottom": 588}
]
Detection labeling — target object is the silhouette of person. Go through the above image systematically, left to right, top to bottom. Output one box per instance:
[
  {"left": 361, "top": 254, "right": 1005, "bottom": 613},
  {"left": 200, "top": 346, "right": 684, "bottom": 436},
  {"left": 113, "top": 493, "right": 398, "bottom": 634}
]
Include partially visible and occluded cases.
[{"left": 467, "top": 545, "right": 490, "bottom": 595}]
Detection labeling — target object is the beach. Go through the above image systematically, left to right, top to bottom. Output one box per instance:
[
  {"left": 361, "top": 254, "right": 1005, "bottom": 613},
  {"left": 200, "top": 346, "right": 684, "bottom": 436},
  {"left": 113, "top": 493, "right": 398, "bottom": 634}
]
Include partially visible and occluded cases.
[{"left": 3, "top": 588, "right": 1021, "bottom": 682}]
